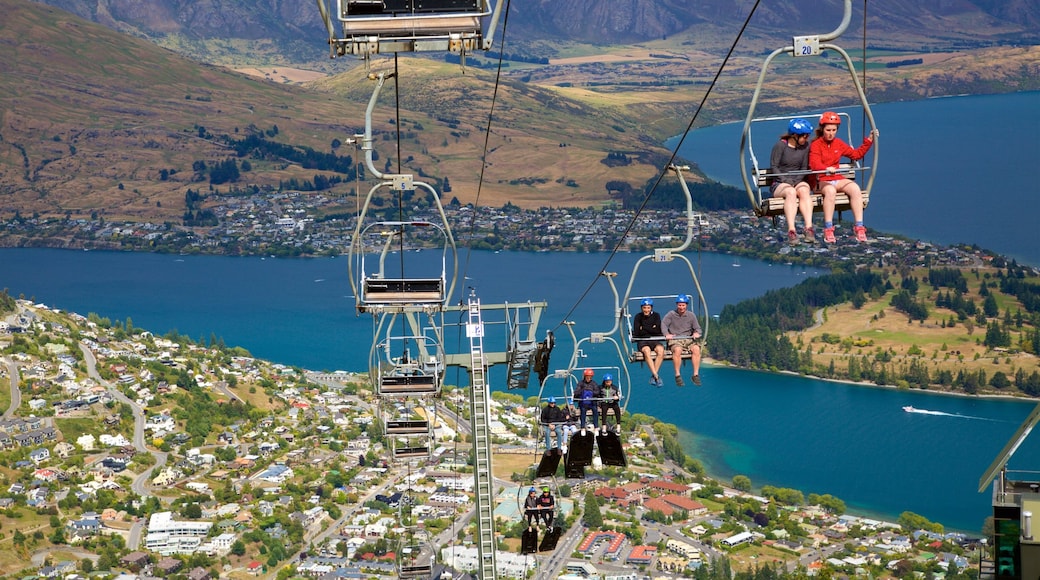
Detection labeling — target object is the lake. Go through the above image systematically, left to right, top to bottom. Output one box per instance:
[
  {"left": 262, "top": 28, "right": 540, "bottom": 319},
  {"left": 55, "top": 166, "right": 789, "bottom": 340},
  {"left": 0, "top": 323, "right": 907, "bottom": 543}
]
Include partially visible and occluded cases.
[{"left": 2, "top": 246, "right": 1037, "bottom": 532}]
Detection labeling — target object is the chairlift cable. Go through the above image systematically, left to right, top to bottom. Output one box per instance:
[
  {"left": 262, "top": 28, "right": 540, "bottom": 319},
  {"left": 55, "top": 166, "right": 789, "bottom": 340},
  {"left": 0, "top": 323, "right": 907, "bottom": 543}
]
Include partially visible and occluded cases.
[
  {"left": 458, "top": 0, "right": 514, "bottom": 289},
  {"left": 550, "top": 0, "right": 762, "bottom": 331},
  {"left": 861, "top": 0, "right": 869, "bottom": 138}
]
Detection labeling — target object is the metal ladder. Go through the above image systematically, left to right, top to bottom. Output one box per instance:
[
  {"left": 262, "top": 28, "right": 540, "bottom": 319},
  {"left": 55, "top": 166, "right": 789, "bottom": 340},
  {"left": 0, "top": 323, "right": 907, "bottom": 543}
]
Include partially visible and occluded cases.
[
  {"left": 467, "top": 295, "right": 497, "bottom": 579},
  {"left": 505, "top": 340, "right": 535, "bottom": 390}
]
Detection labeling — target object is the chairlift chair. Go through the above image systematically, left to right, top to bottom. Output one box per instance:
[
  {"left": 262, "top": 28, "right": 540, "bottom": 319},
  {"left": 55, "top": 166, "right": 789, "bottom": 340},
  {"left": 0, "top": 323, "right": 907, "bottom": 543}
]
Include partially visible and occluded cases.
[
  {"left": 316, "top": 0, "right": 504, "bottom": 57},
  {"left": 737, "top": 0, "right": 879, "bottom": 220},
  {"left": 354, "top": 221, "right": 451, "bottom": 312},
  {"left": 371, "top": 324, "right": 444, "bottom": 396}
]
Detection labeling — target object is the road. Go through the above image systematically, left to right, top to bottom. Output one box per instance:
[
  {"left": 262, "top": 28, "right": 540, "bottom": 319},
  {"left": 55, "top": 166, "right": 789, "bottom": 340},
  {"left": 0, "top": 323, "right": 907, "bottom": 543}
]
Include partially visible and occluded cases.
[
  {"left": 79, "top": 342, "right": 167, "bottom": 549},
  {"left": 3, "top": 356, "right": 19, "bottom": 419},
  {"left": 275, "top": 465, "right": 409, "bottom": 579}
]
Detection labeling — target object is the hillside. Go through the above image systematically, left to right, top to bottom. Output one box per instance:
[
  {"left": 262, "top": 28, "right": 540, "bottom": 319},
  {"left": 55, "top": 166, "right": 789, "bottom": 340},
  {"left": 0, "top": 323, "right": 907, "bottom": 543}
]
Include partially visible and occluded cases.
[
  {"left": 0, "top": 0, "right": 673, "bottom": 223},
  {"left": 2, "top": 0, "right": 1039, "bottom": 226},
  {"left": 31, "top": 0, "right": 1040, "bottom": 66},
  {"left": 787, "top": 266, "right": 1040, "bottom": 394}
]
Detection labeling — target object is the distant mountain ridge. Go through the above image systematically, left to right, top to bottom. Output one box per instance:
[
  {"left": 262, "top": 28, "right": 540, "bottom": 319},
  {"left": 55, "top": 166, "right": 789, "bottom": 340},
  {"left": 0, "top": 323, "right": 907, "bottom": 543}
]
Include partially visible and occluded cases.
[{"left": 31, "top": 0, "right": 1040, "bottom": 65}]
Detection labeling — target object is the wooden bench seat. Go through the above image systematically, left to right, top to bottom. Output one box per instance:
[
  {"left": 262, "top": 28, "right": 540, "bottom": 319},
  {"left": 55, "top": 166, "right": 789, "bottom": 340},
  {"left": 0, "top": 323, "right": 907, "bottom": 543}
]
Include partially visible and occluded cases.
[{"left": 756, "top": 166, "right": 868, "bottom": 219}]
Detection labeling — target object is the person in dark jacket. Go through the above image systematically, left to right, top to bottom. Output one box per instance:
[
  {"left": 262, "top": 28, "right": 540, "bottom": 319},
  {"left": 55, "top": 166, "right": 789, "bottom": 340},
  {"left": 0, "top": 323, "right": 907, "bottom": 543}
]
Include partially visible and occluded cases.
[
  {"left": 632, "top": 297, "right": 665, "bottom": 386},
  {"left": 575, "top": 369, "right": 600, "bottom": 430},
  {"left": 598, "top": 374, "right": 622, "bottom": 434},
  {"left": 540, "top": 397, "right": 565, "bottom": 453},
  {"left": 536, "top": 486, "right": 556, "bottom": 528},
  {"left": 524, "top": 487, "right": 540, "bottom": 529}
]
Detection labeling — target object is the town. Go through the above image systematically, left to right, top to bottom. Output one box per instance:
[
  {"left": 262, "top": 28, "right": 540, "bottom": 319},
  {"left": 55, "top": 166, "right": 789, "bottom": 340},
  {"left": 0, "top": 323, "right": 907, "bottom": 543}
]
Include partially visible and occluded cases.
[
  {"left": 0, "top": 193, "right": 1025, "bottom": 273},
  {"left": 0, "top": 297, "right": 988, "bottom": 580}
]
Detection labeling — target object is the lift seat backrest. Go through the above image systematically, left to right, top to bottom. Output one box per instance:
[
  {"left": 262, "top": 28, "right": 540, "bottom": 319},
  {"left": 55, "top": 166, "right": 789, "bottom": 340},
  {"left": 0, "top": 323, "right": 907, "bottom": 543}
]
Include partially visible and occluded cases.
[
  {"left": 337, "top": 0, "right": 485, "bottom": 37},
  {"left": 755, "top": 164, "right": 869, "bottom": 218},
  {"left": 362, "top": 278, "right": 444, "bottom": 305},
  {"left": 379, "top": 374, "right": 439, "bottom": 394},
  {"left": 386, "top": 419, "right": 430, "bottom": 434},
  {"left": 393, "top": 446, "right": 429, "bottom": 458},
  {"left": 399, "top": 564, "right": 434, "bottom": 578}
]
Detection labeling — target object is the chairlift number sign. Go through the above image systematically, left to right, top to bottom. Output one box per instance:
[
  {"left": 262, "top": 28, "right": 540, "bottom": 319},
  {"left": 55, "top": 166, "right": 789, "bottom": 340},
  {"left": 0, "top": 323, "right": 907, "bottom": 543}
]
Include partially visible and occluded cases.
[{"left": 794, "top": 35, "right": 820, "bottom": 57}]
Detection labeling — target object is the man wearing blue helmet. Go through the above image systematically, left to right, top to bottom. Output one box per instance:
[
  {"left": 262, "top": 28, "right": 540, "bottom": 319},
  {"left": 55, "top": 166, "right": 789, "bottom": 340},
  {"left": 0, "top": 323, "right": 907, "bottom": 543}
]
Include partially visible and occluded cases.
[
  {"left": 770, "top": 118, "right": 816, "bottom": 246},
  {"left": 662, "top": 293, "right": 703, "bottom": 386},
  {"left": 632, "top": 297, "right": 665, "bottom": 386},
  {"left": 598, "top": 373, "right": 622, "bottom": 434},
  {"left": 540, "top": 396, "right": 566, "bottom": 454}
]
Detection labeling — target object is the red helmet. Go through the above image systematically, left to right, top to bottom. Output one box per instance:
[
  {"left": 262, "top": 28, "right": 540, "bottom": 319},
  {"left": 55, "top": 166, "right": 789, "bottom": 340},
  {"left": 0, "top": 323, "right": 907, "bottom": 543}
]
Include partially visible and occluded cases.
[
  {"left": 819, "top": 111, "right": 841, "bottom": 126},
  {"left": 583, "top": 368, "right": 594, "bottom": 377}
]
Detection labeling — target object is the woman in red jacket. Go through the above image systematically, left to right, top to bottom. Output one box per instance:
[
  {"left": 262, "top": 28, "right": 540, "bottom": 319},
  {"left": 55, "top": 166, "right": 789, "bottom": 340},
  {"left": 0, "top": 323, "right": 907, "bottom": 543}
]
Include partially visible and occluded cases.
[{"left": 809, "top": 111, "right": 877, "bottom": 243}]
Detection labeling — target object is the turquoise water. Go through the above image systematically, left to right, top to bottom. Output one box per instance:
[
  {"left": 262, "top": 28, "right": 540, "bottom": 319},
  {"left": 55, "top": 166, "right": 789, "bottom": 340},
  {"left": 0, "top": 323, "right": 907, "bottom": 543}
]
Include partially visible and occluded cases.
[
  {"left": 672, "top": 91, "right": 1040, "bottom": 266},
  {"left": 2, "top": 92, "right": 1036, "bottom": 535},
  {"left": 2, "top": 247, "right": 1036, "bottom": 532}
]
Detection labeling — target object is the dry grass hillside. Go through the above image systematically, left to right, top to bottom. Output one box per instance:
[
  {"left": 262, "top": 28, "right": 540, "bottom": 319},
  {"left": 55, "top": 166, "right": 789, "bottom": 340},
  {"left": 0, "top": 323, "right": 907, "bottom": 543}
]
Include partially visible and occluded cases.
[
  {"left": 1, "top": 0, "right": 1039, "bottom": 222},
  {"left": 791, "top": 267, "right": 1040, "bottom": 394}
]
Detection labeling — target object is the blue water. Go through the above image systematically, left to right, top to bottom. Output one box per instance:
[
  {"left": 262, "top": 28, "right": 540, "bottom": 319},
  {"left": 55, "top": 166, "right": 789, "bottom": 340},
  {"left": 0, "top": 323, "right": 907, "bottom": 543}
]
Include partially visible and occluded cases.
[
  {"left": 671, "top": 91, "right": 1040, "bottom": 266},
  {"left": 2, "top": 247, "right": 1037, "bottom": 532}
]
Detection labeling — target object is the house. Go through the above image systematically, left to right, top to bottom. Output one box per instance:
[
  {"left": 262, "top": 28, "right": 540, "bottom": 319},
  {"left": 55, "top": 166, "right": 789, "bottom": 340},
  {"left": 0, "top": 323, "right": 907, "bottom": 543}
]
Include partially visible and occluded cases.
[
  {"left": 77, "top": 434, "right": 96, "bottom": 451},
  {"left": 54, "top": 442, "right": 76, "bottom": 458},
  {"left": 30, "top": 447, "right": 50, "bottom": 465},
  {"left": 68, "top": 516, "right": 102, "bottom": 538},
  {"left": 120, "top": 551, "right": 151, "bottom": 570},
  {"left": 156, "top": 557, "right": 183, "bottom": 575},
  {"left": 246, "top": 561, "right": 263, "bottom": 576},
  {"left": 187, "top": 567, "right": 211, "bottom": 580}
]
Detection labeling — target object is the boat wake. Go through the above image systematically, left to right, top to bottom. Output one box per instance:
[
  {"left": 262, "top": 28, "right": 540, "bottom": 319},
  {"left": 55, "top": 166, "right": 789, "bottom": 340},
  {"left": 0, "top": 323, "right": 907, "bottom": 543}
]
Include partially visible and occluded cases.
[{"left": 903, "top": 406, "right": 999, "bottom": 421}]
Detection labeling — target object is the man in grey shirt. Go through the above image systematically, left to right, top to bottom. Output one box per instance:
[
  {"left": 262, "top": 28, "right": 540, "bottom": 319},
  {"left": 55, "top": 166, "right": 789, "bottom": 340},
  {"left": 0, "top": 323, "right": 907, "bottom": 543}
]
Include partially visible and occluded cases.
[{"left": 661, "top": 294, "right": 703, "bottom": 386}]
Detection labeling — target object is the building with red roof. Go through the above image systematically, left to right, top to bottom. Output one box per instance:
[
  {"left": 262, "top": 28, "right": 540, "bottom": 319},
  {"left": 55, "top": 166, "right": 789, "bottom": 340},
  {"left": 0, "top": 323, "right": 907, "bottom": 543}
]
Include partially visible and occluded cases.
[
  {"left": 646, "top": 479, "right": 691, "bottom": 496},
  {"left": 660, "top": 494, "right": 707, "bottom": 515},
  {"left": 643, "top": 497, "right": 676, "bottom": 517},
  {"left": 577, "top": 530, "right": 628, "bottom": 560},
  {"left": 626, "top": 545, "right": 657, "bottom": 565}
]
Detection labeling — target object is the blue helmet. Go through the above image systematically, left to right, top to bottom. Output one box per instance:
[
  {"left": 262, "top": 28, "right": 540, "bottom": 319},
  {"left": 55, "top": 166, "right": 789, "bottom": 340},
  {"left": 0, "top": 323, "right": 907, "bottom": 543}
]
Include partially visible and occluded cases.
[
  {"left": 788, "top": 118, "right": 813, "bottom": 135},
  {"left": 676, "top": 294, "right": 690, "bottom": 304},
  {"left": 641, "top": 298, "right": 653, "bottom": 306},
  {"left": 602, "top": 374, "right": 613, "bottom": 382},
  {"left": 547, "top": 396, "right": 556, "bottom": 403},
  {"left": 529, "top": 487, "right": 536, "bottom": 493}
]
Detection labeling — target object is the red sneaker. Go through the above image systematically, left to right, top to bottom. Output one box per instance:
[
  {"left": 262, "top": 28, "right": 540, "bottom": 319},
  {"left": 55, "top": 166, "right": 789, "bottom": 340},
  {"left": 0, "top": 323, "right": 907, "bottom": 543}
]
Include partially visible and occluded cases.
[
  {"left": 854, "top": 225, "right": 868, "bottom": 242},
  {"left": 823, "top": 227, "right": 836, "bottom": 244}
]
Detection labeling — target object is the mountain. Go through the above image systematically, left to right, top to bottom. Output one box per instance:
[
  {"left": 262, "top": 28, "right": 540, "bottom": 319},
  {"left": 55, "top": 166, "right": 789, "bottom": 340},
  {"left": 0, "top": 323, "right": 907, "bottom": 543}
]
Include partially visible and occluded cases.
[
  {"left": 0, "top": 0, "right": 674, "bottom": 225},
  {"left": 29, "top": 0, "right": 1040, "bottom": 66}
]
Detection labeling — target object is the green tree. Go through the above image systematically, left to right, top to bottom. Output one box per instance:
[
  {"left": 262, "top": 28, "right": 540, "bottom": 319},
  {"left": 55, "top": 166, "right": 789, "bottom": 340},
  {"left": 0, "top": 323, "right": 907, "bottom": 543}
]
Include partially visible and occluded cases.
[
  {"left": 732, "top": 475, "right": 752, "bottom": 492},
  {"left": 583, "top": 491, "right": 603, "bottom": 529}
]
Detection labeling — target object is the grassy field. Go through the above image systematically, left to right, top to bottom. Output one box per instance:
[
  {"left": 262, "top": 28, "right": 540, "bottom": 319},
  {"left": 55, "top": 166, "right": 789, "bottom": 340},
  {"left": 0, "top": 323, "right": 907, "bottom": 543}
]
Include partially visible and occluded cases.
[
  {"left": 793, "top": 266, "right": 1039, "bottom": 388},
  {"left": 54, "top": 417, "right": 100, "bottom": 443},
  {"left": 493, "top": 451, "right": 541, "bottom": 481},
  {"left": 0, "top": 508, "right": 55, "bottom": 574},
  {"left": 727, "top": 543, "right": 798, "bottom": 573}
]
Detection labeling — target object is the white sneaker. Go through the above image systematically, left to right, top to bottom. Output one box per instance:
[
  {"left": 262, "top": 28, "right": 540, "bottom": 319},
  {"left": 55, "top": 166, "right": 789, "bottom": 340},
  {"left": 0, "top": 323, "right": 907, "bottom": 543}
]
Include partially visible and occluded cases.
[{"left": 561, "top": 445, "right": 568, "bottom": 454}]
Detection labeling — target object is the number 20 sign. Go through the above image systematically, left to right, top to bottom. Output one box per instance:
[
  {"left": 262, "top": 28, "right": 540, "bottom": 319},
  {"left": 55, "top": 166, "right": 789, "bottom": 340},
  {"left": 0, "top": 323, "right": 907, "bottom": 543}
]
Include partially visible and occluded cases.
[{"left": 794, "top": 35, "right": 820, "bottom": 57}]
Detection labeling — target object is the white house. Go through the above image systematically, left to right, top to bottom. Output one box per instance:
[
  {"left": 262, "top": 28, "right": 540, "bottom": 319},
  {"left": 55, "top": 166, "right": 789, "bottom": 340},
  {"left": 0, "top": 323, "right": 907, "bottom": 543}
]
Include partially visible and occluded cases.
[
  {"left": 77, "top": 434, "right": 97, "bottom": 451},
  {"left": 30, "top": 448, "right": 50, "bottom": 465}
]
